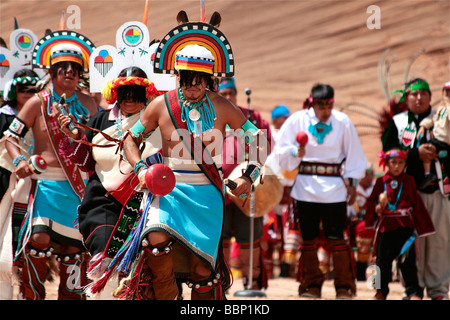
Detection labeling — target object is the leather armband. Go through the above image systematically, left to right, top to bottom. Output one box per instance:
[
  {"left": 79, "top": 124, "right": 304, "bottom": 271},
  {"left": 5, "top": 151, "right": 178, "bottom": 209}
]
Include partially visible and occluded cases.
[
  {"left": 6, "top": 116, "right": 28, "bottom": 139},
  {"left": 129, "top": 119, "right": 146, "bottom": 138},
  {"left": 241, "top": 162, "right": 262, "bottom": 184}
]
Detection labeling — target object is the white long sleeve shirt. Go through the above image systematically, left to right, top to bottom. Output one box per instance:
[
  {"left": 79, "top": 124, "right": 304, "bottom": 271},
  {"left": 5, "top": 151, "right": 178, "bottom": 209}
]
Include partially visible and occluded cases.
[{"left": 273, "top": 108, "right": 367, "bottom": 203}]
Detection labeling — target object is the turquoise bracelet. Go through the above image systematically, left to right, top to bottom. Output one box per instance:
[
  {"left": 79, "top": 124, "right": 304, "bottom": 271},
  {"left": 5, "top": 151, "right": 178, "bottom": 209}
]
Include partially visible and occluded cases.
[
  {"left": 13, "top": 154, "right": 27, "bottom": 167},
  {"left": 133, "top": 159, "right": 147, "bottom": 175}
]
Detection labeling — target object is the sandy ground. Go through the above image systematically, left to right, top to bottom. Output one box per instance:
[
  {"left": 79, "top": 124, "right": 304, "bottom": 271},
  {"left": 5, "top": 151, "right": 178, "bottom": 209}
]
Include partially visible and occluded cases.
[
  {"left": 10, "top": 263, "right": 409, "bottom": 301},
  {"left": 12, "top": 275, "right": 407, "bottom": 301}
]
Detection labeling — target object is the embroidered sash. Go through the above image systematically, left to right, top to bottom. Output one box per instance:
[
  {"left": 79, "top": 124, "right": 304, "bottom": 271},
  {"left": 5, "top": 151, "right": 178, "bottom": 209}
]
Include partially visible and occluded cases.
[
  {"left": 37, "top": 88, "right": 86, "bottom": 200},
  {"left": 164, "top": 89, "right": 224, "bottom": 194}
]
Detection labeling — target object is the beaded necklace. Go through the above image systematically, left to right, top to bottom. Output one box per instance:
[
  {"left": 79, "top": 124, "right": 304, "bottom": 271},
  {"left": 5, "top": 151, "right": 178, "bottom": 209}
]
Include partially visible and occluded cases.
[
  {"left": 178, "top": 87, "right": 216, "bottom": 137},
  {"left": 51, "top": 88, "right": 90, "bottom": 124},
  {"left": 114, "top": 108, "right": 144, "bottom": 139},
  {"left": 114, "top": 116, "right": 124, "bottom": 139},
  {"left": 383, "top": 180, "right": 403, "bottom": 211}
]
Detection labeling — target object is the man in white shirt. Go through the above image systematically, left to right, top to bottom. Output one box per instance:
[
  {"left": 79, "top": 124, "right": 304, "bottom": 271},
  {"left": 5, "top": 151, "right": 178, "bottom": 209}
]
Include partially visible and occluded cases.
[{"left": 274, "top": 83, "right": 367, "bottom": 299}]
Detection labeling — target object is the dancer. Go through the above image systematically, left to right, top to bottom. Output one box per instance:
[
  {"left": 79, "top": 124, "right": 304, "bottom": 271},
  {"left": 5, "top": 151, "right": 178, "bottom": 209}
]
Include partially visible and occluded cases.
[
  {"left": 90, "top": 11, "right": 265, "bottom": 300},
  {"left": 4, "top": 31, "right": 97, "bottom": 299},
  {"left": 57, "top": 67, "right": 160, "bottom": 299},
  {"left": 0, "top": 69, "right": 40, "bottom": 299},
  {"left": 383, "top": 78, "right": 450, "bottom": 300},
  {"left": 274, "top": 83, "right": 367, "bottom": 299},
  {"left": 365, "top": 148, "right": 435, "bottom": 300}
]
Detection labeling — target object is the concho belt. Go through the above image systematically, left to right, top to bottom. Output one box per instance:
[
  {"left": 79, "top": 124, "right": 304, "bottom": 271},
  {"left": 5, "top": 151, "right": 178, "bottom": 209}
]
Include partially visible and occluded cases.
[
  {"left": 298, "top": 161, "right": 342, "bottom": 177},
  {"left": 382, "top": 207, "right": 412, "bottom": 217}
]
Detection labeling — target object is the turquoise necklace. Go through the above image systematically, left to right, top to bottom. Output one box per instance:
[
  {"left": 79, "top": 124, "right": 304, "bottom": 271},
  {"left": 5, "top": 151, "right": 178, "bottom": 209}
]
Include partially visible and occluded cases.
[
  {"left": 178, "top": 88, "right": 216, "bottom": 137},
  {"left": 51, "top": 89, "right": 90, "bottom": 124},
  {"left": 114, "top": 108, "right": 143, "bottom": 139},
  {"left": 384, "top": 180, "right": 403, "bottom": 211}
]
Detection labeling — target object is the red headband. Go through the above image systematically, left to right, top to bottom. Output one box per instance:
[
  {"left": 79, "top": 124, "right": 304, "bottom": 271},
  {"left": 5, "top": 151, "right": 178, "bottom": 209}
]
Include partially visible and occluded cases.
[
  {"left": 303, "top": 95, "right": 335, "bottom": 109},
  {"left": 378, "top": 149, "right": 408, "bottom": 170}
]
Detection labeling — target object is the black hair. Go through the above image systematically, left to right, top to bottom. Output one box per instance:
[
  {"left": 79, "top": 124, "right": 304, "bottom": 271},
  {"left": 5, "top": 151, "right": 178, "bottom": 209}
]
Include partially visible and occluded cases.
[
  {"left": 0, "top": 37, "right": 7, "bottom": 48},
  {"left": 50, "top": 61, "right": 84, "bottom": 79},
  {"left": 118, "top": 66, "right": 147, "bottom": 78},
  {"left": 116, "top": 67, "right": 148, "bottom": 105},
  {"left": 0, "top": 68, "right": 39, "bottom": 108},
  {"left": 13, "top": 68, "right": 39, "bottom": 79},
  {"left": 15, "top": 69, "right": 39, "bottom": 94},
  {"left": 179, "top": 70, "right": 216, "bottom": 92},
  {"left": 310, "top": 83, "right": 334, "bottom": 100}
]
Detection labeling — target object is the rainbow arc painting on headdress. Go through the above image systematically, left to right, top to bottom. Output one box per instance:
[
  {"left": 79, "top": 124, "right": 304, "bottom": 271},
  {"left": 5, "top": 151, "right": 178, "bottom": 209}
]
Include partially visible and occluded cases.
[
  {"left": 154, "top": 22, "right": 234, "bottom": 77},
  {"left": 32, "top": 30, "right": 95, "bottom": 72}
]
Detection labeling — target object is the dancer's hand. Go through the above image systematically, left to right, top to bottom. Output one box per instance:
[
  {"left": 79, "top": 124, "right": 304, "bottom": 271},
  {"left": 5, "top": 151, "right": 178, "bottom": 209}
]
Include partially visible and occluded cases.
[
  {"left": 14, "top": 160, "right": 33, "bottom": 178},
  {"left": 231, "top": 176, "right": 252, "bottom": 198}
]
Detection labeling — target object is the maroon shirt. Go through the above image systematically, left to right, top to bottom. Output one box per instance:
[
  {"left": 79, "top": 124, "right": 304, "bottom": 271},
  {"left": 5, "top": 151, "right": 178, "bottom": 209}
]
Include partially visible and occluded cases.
[{"left": 365, "top": 172, "right": 435, "bottom": 236}]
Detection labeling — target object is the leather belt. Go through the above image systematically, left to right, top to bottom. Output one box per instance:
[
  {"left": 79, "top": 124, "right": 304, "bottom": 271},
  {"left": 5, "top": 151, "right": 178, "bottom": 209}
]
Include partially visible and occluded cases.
[
  {"left": 298, "top": 161, "right": 342, "bottom": 177},
  {"left": 382, "top": 207, "right": 412, "bottom": 217}
]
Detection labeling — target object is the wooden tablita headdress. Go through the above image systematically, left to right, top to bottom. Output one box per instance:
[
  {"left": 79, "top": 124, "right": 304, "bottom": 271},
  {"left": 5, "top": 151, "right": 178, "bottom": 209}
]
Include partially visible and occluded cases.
[
  {"left": 153, "top": 10, "right": 234, "bottom": 77},
  {"left": 89, "top": 21, "right": 176, "bottom": 93},
  {"left": 0, "top": 24, "right": 45, "bottom": 92},
  {"left": 32, "top": 30, "right": 95, "bottom": 73}
]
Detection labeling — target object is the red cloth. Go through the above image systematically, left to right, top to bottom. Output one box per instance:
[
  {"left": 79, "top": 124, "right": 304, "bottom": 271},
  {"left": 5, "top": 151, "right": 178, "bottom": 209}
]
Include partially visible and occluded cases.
[
  {"left": 365, "top": 173, "right": 435, "bottom": 237},
  {"left": 355, "top": 220, "right": 375, "bottom": 239},
  {"left": 230, "top": 240, "right": 240, "bottom": 259}
]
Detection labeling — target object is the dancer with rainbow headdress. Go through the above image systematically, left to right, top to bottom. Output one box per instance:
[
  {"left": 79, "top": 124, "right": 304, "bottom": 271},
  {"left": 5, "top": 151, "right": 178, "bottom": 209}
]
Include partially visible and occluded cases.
[
  {"left": 89, "top": 9, "right": 266, "bottom": 300},
  {"left": 4, "top": 30, "right": 97, "bottom": 300},
  {"left": 274, "top": 83, "right": 367, "bottom": 299}
]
